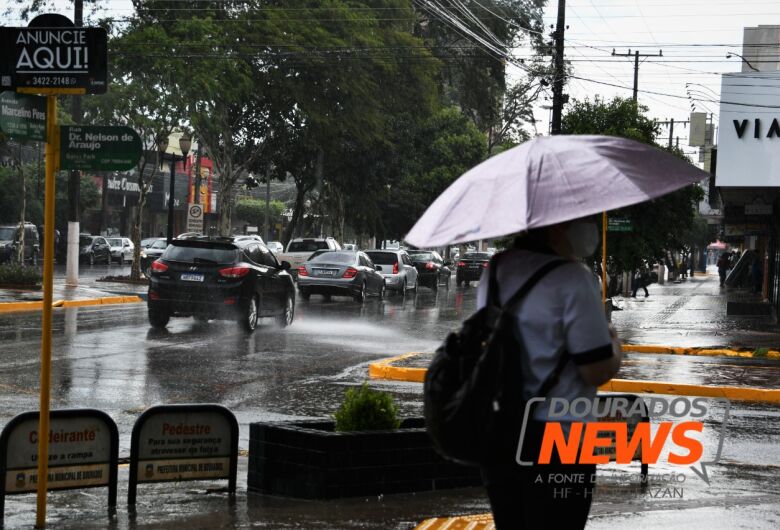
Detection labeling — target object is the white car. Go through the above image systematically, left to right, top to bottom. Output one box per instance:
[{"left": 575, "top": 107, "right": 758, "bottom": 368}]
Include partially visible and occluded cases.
[
  {"left": 106, "top": 237, "right": 134, "bottom": 263},
  {"left": 267, "top": 241, "right": 284, "bottom": 254}
]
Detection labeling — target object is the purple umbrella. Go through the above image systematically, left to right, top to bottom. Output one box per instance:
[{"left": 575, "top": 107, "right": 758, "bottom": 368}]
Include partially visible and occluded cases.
[{"left": 405, "top": 135, "right": 709, "bottom": 247}]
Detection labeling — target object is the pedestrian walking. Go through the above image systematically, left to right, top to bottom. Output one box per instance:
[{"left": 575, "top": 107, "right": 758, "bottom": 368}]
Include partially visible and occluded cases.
[
  {"left": 475, "top": 220, "right": 623, "bottom": 529},
  {"left": 717, "top": 252, "right": 730, "bottom": 287},
  {"left": 631, "top": 266, "right": 650, "bottom": 297}
]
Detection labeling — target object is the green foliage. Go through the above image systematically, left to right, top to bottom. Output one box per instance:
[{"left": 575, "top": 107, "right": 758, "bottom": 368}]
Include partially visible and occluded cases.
[
  {"left": 562, "top": 97, "right": 704, "bottom": 272},
  {"left": 235, "top": 199, "right": 285, "bottom": 233},
  {"left": 0, "top": 263, "right": 41, "bottom": 287},
  {"left": 753, "top": 348, "right": 769, "bottom": 359},
  {"left": 333, "top": 383, "right": 401, "bottom": 432}
]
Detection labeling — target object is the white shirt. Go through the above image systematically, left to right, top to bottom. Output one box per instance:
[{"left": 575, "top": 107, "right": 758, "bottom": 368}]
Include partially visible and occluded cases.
[{"left": 476, "top": 248, "right": 613, "bottom": 422}]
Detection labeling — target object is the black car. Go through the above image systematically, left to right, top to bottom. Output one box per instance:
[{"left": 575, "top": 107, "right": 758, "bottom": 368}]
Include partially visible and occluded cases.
[
  {"left": 79, "top": 235, "right": 112, "bottom": 265},
  {"left": 147, "top": 236, "right": 295, "bottom": 332},
  {"left": 408, "top": 250, "right": 451, "bottom": 291},
  {"left": 456, "top": 252, "right": 491, "bottom": 286}
]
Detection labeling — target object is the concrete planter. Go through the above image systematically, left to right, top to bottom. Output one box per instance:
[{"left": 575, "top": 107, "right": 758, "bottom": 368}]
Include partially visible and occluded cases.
[{"left": 248, "top": 418, "right": 480, "bottom": 498}]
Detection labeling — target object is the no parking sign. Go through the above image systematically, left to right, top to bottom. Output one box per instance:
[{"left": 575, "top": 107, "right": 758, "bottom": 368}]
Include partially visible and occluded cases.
[{"left": 187, "top": 203, "right": 204, "bottom": 233}]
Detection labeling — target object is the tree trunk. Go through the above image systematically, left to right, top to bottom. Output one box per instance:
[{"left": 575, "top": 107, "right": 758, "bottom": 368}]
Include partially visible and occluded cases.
[
  {"left": 217, "top": 183, "right": 233, "bottom": 236},
  {"left": 129, "top": 188, "right": 147, "bottom": 280}
]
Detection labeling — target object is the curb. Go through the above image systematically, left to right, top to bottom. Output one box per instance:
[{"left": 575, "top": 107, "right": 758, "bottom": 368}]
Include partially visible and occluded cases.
[
  {"left": 0, "top": 295, "right": 143, "bottom": 314},
  {"left": 623, "top": 344, "right": 780, "bottom": 360},
  {"left": 368, "top": 353, "right": 780, "bottom": 403},
  {"left": 416, "top": 514, "right": 494, "bottom": 530}
]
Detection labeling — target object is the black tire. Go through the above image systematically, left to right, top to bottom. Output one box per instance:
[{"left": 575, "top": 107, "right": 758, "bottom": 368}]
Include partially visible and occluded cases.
[
  {"left": 89, "top": 252, "right": 95, "bottom": 266},
  {"left": 105, "top": 252, "right": 111, "bottom": 265},
  {"left": 432, "top": 278, "right": 439, "bottom": 292},
  {"left": 400, "top": 279, "right": 407, "bottom": 296},
  {"left": 457, "top": 279, "right": 463, "bottom": 287},
  {"left": 378, "top": 281, "right": 386, "bottom": 299},
  {"left": 354, "top": 282, "right": 366, "bottom": 303},
  {"left": 241, "top": 294, "right": 259, "bottom": 332},
  {"left": 276, "top": 294, "right": 294, "bottom": 328},
  {"left": 148, "top": 305, "right": 170, "bottom": 328}
]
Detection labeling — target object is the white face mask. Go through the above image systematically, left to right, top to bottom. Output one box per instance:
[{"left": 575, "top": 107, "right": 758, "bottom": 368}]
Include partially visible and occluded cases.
[{"left": 565, "top": 222, "right": 600, "bottom": 258}]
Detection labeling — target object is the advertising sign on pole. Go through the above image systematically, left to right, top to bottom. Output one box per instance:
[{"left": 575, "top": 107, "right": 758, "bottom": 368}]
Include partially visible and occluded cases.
[
  {"left": 0, "top": 25, "right": 107, "bottom": 94},
  {"left": 0, "top": 91, "right": 47, "bottom": 141},
  {"left": 60, "top": 126, "right": 142, "bottom": 171},
  {"left": 128, "top": 404, "right": 238, "bottom": 506},
  {"left": 0, "top": 409, "right": 118, "bottom": 525}
]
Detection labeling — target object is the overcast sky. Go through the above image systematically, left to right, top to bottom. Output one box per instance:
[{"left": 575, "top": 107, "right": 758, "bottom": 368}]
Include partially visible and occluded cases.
[{"left": 3, "top": 0, "right": 779, "bottom": 156}]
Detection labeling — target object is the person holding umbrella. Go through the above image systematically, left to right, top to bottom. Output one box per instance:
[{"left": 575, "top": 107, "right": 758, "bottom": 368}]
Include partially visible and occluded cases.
[{"left": 408, "top": 135, "right": 709, "bottom": 529}]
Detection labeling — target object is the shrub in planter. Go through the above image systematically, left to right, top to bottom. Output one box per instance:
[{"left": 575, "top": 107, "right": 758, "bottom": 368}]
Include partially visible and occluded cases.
[
  {"left": 0, "top": 263, "right": 42, "bottom": 287},
  {"left": 334, "top": 383, "right": 401, "bottom": 432}
]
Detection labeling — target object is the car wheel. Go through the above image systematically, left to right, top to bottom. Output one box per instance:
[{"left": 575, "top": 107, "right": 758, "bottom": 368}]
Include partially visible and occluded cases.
[
  {"left": 89, "top": 252, "right": 94, "bottom": 266},
  {"left": 105, "top": 252, "right": 111, "bottom": 265},
  {"left": 432, "top": 278, "right": 439, "bottom": 292},
  {"left": 400, "top": 279, "right": 407, "bottom": 296},
  {"left": 457, "top": 279, "right": 463, "bottom": 287},
  {"left": 379, "top": 281, "right": 386, "bottom": 299},
  {"left": 354, "top": 282, "right": 366, "bottom": 303},
  {"left": 241, "top": 294, "right": 259, "bottom": 332},
  {"left": 276, "top": 294, "right": 294, "bottom": 328},
  {"left": 148, "top": 305, "right": 170, "bottom": 328}
]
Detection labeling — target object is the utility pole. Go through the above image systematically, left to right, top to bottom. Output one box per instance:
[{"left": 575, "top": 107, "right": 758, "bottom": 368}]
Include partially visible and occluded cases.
[
  {"left": 65, "top": 0, "right": 83, "bottom": 286},
  {"left": 550, "top": 0, "right": 566, "bottom": 135},
  {"left": 612, "top": 48, "right": 663, "bottom": 102},
  {"left": 657, "top": 118, "right": 690, "bottom": 148},
  {"left": 193, "top": 139, "right": 203, "bottom": 209}
]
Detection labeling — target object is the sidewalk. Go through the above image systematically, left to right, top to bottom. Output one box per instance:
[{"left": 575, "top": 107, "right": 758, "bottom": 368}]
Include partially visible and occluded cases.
[{"left": 0, "top": 268, "right": 147, "bottom": 304}]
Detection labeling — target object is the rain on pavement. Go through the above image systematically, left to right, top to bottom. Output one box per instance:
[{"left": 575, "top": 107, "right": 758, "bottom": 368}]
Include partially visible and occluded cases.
[{"left": 0, "top": 263, "right": 777, "bottom": 528}]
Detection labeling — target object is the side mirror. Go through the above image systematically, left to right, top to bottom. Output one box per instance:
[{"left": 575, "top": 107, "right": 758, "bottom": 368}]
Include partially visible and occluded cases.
[{"left": 280, "top": 260, "right": 292, "bottom": 271}]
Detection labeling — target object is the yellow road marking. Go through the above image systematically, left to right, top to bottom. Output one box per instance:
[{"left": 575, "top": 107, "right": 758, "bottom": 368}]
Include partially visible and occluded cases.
[{"left": 0, "top": 295, "right": 143, "bottom": 314}]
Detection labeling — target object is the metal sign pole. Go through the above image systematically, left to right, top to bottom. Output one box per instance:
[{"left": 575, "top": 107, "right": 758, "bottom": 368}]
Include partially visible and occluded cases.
[
  {"left": 35, "top": 94, "right": 58, "bottom": 529},
  {"left": 602, "top": 211, "right": 608, "bottom": 306}
]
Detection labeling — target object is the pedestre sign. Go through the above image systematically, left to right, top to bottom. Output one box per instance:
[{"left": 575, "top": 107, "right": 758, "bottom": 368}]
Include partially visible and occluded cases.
[{"left": 0, "top": 15, "right": 107, "bottom": 93}]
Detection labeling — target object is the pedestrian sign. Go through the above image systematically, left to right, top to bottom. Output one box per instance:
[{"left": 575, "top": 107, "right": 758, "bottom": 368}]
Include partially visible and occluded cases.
[
  {"left": 0, "top": 91, "right": 46, "bottom": 142},
  {"left": 60, "top": 126, "right": 142, "bottom": 171},
  {"left": 187, "top": 203, "right": 204, "bottom": 233}
]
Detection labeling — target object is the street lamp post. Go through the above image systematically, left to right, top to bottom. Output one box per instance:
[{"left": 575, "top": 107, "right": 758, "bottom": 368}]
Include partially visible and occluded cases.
[
  {"left": 726, "top": 52, "right": 759, "bottom": 72},
  {"left": 160, "top": 134, "right": 192, "bottom": 245}
]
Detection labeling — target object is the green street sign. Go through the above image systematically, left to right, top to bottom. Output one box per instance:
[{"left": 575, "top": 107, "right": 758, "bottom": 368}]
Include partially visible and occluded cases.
[
  {"left": 0, "top": 91, "right": 46, "bottom": 141},
  {"left": 60, "top": 126, "right": 142, "bottom": 171},
  {"left": 607, "top": 218, "right": 633, "bottom": 233}
]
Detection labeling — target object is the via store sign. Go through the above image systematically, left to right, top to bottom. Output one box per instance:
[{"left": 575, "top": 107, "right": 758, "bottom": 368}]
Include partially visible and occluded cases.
[
  {"left": 0, "top": 14, "right": 107, "bottom": 94},
  {"left": 717, "top": 72, "right": 780, "bottom": 187}
]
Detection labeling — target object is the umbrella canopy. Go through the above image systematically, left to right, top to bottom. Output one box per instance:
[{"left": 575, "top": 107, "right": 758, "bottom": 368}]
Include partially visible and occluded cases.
[{"left": 405, "top": 135, "right": 710, "bottom": 248}]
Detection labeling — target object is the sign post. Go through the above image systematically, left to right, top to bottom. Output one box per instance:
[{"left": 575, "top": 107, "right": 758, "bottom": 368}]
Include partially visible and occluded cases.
[{"left": 1, "top": 13, "right": 111, "bottom": 527}]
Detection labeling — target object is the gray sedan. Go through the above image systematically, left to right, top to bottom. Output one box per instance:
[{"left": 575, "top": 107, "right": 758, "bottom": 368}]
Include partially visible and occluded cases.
[{"left": 297, "top": 251, "right": 386, "bottom": 303}]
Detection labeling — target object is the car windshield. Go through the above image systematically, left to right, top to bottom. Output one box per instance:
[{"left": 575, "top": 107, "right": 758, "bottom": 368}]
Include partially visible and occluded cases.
[
  {"left": 0, "top": 227, "right": 15, "bottom": 240},
  {"left": 79, "top": 236, "right": 93, "bottom": 245},
  {"left": 107, "top": 238, "right": 122, "bottom": 246},
  {"left": 150, "top": 240, "right": 168, "bottom": 249},
  {"left": 288, "top": 240, "right": 330, "bottom": 252},
  {"left": 164, "top": 245, "right": 238, "bottom": 264},
  {"left": 310, "top": 251, "right": 355, "bottom": 265},
  {"left": 366, "top": 252, "right": 398, "bottom": 265},
  {"left": 410, "top": 252, "right": 433, "bottom": 262},
  {"left": 463, "top": 252, "right": 491, "bottom": 260}
]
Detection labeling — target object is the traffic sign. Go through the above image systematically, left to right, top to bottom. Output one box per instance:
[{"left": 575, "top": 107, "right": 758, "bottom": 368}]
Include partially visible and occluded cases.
[
  {"left": 0, "top": 22, "right": 107, "bottom": 94},
  {"left": 0, "top": 91, "right": 46, "bottom": 141},
  {"left": 60, "top": 126, "right": 142, "bottom": 171},
  {"left": 187, "top": 203, "right": 204, "bottom": 233},
  {"left": 608, "top": 218, "right": 633, "bottom": 233}
]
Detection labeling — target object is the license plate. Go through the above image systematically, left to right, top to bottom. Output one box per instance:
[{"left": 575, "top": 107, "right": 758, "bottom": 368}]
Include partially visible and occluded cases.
[
  {"left": 315, "top": 269, "right": 335, "bottom": 276},
  {"left": 180, "top": 273, "right": 204, "bottom": 282}
]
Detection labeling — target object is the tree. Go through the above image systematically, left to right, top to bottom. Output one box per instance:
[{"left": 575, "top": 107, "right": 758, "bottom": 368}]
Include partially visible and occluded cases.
[
  {"left": 561, "top": 97, "right": 704, "bottom": 277},
  {"left": 235, "top": 199, "right": 286, "bottom": 236}
]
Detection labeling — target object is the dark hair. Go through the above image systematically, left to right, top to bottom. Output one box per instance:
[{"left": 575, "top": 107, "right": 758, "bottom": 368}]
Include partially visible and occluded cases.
[{"left": 513, "top": 227, "right": 556, "bottom": 255}]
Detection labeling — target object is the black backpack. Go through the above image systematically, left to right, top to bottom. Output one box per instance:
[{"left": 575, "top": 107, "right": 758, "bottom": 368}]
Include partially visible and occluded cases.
[{"left": 424, "top": 254, "right": 568, "bottom": 467}]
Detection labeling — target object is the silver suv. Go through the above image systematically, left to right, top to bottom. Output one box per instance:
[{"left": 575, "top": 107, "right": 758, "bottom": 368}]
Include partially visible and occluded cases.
[{"left": 365, "top": 249, "right": 419, "bottom": 295}]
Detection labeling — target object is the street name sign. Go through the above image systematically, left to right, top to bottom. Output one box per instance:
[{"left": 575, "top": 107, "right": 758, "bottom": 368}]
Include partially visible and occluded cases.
[
  {"left": 0, "top": 25, "right": 108, "bottom": 94},
  {"left": 0, "top": 91, "right": 46, "bottom": 141},
  {"left": 60, "top": 126, "right": 142, "bottom": 171},
  {"left": 187, "top": 203, "right": 204, "bottom": 233},
  {"left": 608, "top": 218, "right": 633, "bottom": 233},
  {"left": 128, "top": 404, "right": 238, "bottom": 505},
  {"left": 0, "top": 409, "right": 118, "bottom": 524}
]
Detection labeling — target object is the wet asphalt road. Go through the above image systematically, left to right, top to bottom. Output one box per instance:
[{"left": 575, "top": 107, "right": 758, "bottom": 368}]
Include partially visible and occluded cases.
[{"left": 0, "top": 266, "right": 778, "bottom": 528}]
